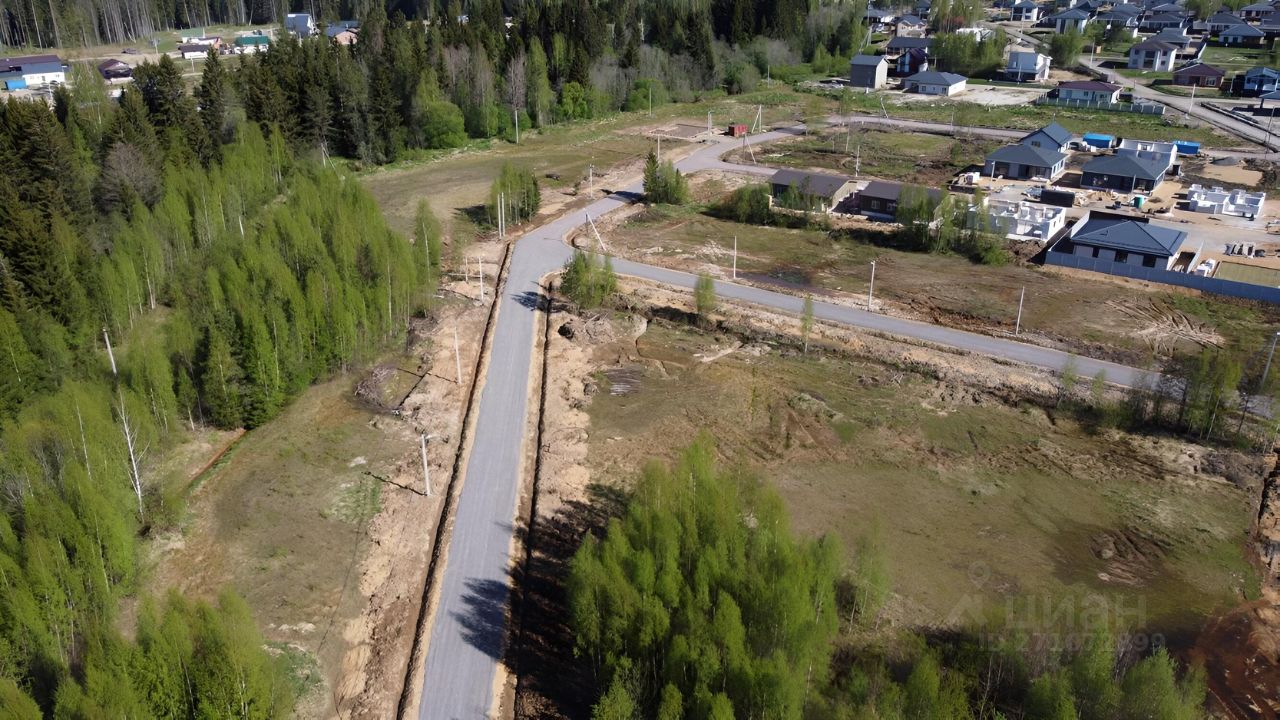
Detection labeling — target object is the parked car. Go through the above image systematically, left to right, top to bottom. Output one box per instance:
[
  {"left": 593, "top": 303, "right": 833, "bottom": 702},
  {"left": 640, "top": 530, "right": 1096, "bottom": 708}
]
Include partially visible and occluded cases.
[{"left": 122, "top": 47, "right": 140, "bottom": 54}]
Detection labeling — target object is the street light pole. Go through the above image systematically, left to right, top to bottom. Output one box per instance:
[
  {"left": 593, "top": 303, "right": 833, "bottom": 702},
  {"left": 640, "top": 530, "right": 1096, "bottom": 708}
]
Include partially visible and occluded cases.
[
  {"left": 867, "top": 260, "right": 876, "bottom": 311},
  {"left": 1261, "top": 331, "right": 1280, "bottom": 391}
]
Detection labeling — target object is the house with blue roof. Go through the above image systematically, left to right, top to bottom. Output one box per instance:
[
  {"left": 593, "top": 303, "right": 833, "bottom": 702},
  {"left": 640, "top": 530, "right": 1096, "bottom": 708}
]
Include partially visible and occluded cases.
[
  {"left": 0, "top": 54, "right": 66, "bottom": 91},
  {"left": 1050, "top": 212, "right": 1189, "bottom": 270}
]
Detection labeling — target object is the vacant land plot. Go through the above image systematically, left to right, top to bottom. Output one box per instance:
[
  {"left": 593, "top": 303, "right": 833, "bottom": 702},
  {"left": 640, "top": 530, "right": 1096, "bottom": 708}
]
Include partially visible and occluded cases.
[
  {"left": 361, "top": 87, "right": 832, "bottom": 242},
  {"left": 826, "top": 89, "right": 1246, "bottom": 147},
  {"left": 730, "top": 128, "right": 1001, "bottom": 187},
  {"left": 606, "top": 205, "right": 1280, "bottom": 364},
  {"left": 584, "top": 320, "right": 1257, "bottom": 633},
  {"left": 148, "top": 373, "right": 412, "bottom": 713}
]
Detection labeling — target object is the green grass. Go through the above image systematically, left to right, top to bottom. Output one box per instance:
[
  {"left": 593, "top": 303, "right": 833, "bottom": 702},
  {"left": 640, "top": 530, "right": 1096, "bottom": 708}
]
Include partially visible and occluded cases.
[
  {"left": 1201, "top": 44, "right": 1269, "bottom": 69},
  {"left": 808, "top": 86, "right": 1245, "bottom": 147},
  {"left": 586, "top": 321, "right": 1258, "bottom": 630}
]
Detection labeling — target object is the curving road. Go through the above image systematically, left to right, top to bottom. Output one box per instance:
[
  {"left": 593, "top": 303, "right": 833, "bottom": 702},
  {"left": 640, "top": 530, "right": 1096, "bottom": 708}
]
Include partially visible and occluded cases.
[{"left": 414, "top": 130, "right": 1155, "bottom": 720}]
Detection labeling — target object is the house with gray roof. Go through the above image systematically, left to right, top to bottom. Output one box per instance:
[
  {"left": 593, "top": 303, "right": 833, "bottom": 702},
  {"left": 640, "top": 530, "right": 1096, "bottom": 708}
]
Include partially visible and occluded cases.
[
  {"left": 1011, "top": 0, "right": 1042, "bottom": 22},
  {"left": 1240, "top": 1, "right": 1274, "bottom": 20},
  {"left": 1048, "top": 7, "right": 1091, "bottom": 32},
  {"left": 1207, "top": 11, "right": 1246, "bottom": 33},
  {"left": 1141, "top": 12, "right": 1188, "bottom": 31},
  {"left": 1220, "top": 22, "right": 1265, "bottom": 44},
  {"left": 1150, "top": 27, "right": 1195, "bottom": 48},
  {"left": 884, "top": 36, "right": 933, "bottom": 55},
  {"left": 1128, "top": 39, "right": 1178, "bottom": 71},
  {"left": 849, "top": 54, "right": 889, "bottom": 88},
  {"left": 1243, "top": 66, "right": 1280, "bottom": 94},
  {"left": 903, "top": 70, "right": 967, "bottom": 95},
  {"left": 1057, "top": 79, "right": 1122, "bottom": 103},
  {"left": 1019, "top": 121, "right": 1073, "bottom": 152},
  {"left": 984, "top": 143, "right": 1068, "bottom": 180},
  {"left": 1081, "top": 153, "right": 1168, "bottom": 192},
  {"left": 769, "top": 170, "right": 857, "bottom": 212},
  {"left": 853, "top": 180, "right": 944, "bottom": 219},
  {"left": 1049, "top": 211, "right": 1188, "bottom": 269}
]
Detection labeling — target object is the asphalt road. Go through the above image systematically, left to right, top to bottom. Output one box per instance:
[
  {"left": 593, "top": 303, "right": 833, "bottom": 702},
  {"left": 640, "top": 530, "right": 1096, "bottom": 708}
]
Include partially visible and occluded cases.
[{"left": 414, "top": 131, "right": 1155, "bottom": 720}]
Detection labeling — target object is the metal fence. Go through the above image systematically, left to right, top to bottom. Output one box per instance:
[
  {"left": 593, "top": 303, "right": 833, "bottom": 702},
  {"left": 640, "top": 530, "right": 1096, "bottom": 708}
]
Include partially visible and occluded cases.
[
  {"left": 1033, "top": 95, "right": 1167, "bottom": 115},
  {"left": 1045, "top": 250, "right": 1280, "bottom": 303}
]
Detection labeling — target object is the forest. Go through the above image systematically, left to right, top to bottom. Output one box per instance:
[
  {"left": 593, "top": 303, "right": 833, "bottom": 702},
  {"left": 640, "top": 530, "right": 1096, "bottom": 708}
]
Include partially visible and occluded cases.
[
  {"left": 0, "top": 39, "right": 435, "bottom": 715},
  {"left": 571, "top": 440, "right": 1211, "bottom": 720}
]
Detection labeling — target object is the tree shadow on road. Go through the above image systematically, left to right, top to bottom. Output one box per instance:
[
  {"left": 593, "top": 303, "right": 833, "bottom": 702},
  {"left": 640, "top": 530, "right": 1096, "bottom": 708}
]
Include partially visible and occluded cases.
[
  {"left": 508, "top": 482, "right": 627, "bottom": 719},
  {"left": 453, "top": 577, "right": 511, "bottom": 661}
]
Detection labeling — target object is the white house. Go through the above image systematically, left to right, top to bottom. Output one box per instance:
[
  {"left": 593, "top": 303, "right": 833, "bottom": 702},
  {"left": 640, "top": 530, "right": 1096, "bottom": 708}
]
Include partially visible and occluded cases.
[
  {"left": 1011, "top": 0, "right": 1042, "bottom": 22},
  {"left": 1048, "top": 8, "right": 1091, "bottom": 32},
  {"left": 285, "top": 12, "right": 315, "bottom": 36},
  {"left": 1127, "top": 39, "right": 1177, "bottom": 71},
  {"left": 1006, "top": 50, "right": 1051, "bottom": 82},
  {"left": 0, "top": 54, "right": 66, "bottom": 90},
  {"left": 903, "top": 70, "right": 967, "bottom": 95},
  {"left": 1057, "top": 79, "right": 1122, "bottom": 103},
  {"left": 1186, "top": 184, "right": 1265, "bottom": 218},
  {"left": 987, "top": 199, "right": 1067, "bottom": 241}
]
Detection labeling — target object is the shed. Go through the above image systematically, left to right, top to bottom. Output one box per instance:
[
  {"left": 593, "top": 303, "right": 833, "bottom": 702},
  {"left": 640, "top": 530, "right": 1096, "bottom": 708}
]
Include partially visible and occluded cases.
[
  {"left": 727, "top": 123, "right": 748, "bottom": 137},
  {"left": 1082, "top": 132, "right": 1115, "bottom": 149},
  {"left": 1173, "top": 140, "right": 1200, "bottom": 155},
  {"left": 1040, "top": 189, "right": 1077, "bottom": 207}
]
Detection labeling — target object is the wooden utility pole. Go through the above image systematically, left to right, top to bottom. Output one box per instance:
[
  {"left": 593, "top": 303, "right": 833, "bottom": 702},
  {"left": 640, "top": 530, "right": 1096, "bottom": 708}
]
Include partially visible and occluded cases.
[{"left": 453, "top": 327, "right": 463, "bottom": 385}]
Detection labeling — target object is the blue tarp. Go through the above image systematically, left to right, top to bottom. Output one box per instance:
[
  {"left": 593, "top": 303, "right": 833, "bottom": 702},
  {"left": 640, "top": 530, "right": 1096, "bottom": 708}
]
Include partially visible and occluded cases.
[
  {"left": 1082, "top": 133, "right": 1114, "bottom": 148},
  {"left": 1174, "top": 140, "right": 1200, "bottom": 155}
]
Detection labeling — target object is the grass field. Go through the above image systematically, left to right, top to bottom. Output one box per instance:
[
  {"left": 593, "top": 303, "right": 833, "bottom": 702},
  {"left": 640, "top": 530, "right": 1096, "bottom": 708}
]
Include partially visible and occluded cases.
[
  {"left": 360, "top": 85, "right": 833, "bottom": 243},
  {"left": 823, "top": 87, "right": 1246, "bottom": 147},
  {"left": 731, "top": 127, "right": 1001, "bottom": 186},
  {"left": 613, "top": 206, "right": 1280, "bottom": 364},
  {"left": 1214, "top": 260, "right": 1280, "bottom": 286},
  {"left": 585, "top": 320, "right": 1258, "bottom": 633},
  {"left": 147, "top": 369, "right": 417, "bottom": 714}
]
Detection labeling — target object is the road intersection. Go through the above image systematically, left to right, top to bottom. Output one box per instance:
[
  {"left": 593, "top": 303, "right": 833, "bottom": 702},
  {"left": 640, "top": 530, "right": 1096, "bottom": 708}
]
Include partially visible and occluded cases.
[{"left": 415, "top": 129, "right": 1161, "bottom": 720}]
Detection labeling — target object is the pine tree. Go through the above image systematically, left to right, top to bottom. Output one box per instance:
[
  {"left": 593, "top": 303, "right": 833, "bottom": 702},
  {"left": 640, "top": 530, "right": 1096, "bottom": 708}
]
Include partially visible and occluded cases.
[{"left": 197, "top": 49, "right": 229, "bottom": 157}]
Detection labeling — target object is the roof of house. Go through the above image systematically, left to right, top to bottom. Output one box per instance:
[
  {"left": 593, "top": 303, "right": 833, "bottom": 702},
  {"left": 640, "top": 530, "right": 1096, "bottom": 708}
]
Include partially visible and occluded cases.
[
  {"left": 1012, "top": 0, "right": 1039, "bottom": 7},
  {"left": 1242, "top": 1, "right": 1274, "bottom": 10},
  {"left": 1111, "top": 2, "right": 1143, "bottom": 13},
  {"left": 1149, "top": 2, "right": 1185, "bottom": 12},
  {"left": 1050, "top": 7, "right": 1091, "bottom": 18},
  {"left": 1096, "top": 10, "right": 1138, "bottom": 21},
  {"left": 1208, "top": 11, "right": 1244, "bottom": 22},
  {"left": 1145, "top": 12, "right": 1186, "bottom": 22},
  {"left": 898, "top": 13, "right": 926, "bottom": 24},
  {"left": 1222, "top": 22, "right": 1265, "bottom": 35},
  {"left": 324, "top": 25, "right": 358, "bottom": 37},
  {"left": 1151, "top": 27, "right": 1192, "bottom": 42},
  {"left": 235, "top": 34, "right": 270, "bottom": 44},
  {"left": 885, "top": 36, "right": 933, "bottom": 50},
  {"left": 1130, "top": 39, "right": 1178, "bottom": 51},
  {"left": 177, "top": 43, "right": 209, "bottom": 53},
  {"left": 902, "top": 47, "right": 930, "bottom": 62},
  {"left": 851, "top": 53, "right": 887, "bottom": 66},
  {"left": 0, "top": 54, "right": 63, "bottom": 73},
  {"left": 97, "top": 58, "right": 129, "bottom": 69},
  {"left": 1173, "top": 61, "right": 1225, "bottom": 76},
  {"left": 1246, "top": 66, "right": 1280, "bottom": 78},
  {"left": 906, "top": 70, "right": 966, "bottom": 85},
  {"left": 1058, "top": 79, "right": 1121, "bottom": 91},
  {"left": 1260, "top": 89, "right": 1280, "bottom": 99},
  {"left": 1023, "top": 121, "right": 1073, "bottom": 147},
  {"left": 987, "top": 143, "right": 1068, "bottom": 167},
  {"left": 1083, "top": 152, "right": 1167, "bottom": 180},
  {"left": 769, "top": 169, "right": 854, "bottom": 198},
  {"left": 1071, "top": 215, "right": 1187, "bottom": 255}
]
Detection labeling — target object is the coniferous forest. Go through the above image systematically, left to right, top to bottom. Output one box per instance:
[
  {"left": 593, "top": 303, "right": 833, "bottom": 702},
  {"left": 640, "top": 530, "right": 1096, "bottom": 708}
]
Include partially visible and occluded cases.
[{"left": 0, "top": 39, "right": 435, "bottom": 714}]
